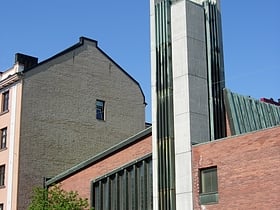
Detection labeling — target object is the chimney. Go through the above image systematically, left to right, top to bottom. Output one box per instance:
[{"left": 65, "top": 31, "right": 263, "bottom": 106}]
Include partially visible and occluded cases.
[
  {"left": 15, "top": 53, "right": 38, "bottom": 69},
  {"left": 260, "top": 97, "right": 280, "bottom": 106}
]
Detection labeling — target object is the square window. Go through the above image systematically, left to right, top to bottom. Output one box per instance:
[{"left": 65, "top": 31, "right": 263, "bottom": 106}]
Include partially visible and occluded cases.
[
  {"left": 2, "top": 91, "right": 9, "bottom": 112},
  {"left": 96, "top": 100, "right": 105, "bottom": 120},
  {"left": 0, "top": 128, "right": 7, "bottom": 150},
  {"left": 0, "top": 165, "right": 5, "bottom": 186},
  {"left": 199, "top": 166, "right": 218, "bottom": 204}
]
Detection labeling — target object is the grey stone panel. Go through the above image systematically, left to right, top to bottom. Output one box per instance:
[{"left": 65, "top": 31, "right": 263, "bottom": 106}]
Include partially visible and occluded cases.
[
  {"left": 186, "top": 1, "right": 206, "bottom": 42},
  {"left": 188, "top": 74, "right": 209, "bottom": 117}
]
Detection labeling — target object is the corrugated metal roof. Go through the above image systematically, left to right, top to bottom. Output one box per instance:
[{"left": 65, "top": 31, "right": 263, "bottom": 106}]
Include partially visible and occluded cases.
[{"left": 224, "top": 88, "right": 280, "bottom": 135}]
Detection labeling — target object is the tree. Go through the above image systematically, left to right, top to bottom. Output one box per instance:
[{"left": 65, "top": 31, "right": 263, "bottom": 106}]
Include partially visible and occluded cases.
[{"left": 28, "top": 185, "right": 93, "bottom": 210}]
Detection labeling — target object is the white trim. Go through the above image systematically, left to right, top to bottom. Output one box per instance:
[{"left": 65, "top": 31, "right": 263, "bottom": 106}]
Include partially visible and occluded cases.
[{"left": 7, "top": 86, "right": 17, "bottom": 210}]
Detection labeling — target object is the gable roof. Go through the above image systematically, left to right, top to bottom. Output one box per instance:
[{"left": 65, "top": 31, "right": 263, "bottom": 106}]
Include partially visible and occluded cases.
[{"left": 23, "top": 36, "right": 146, "bottom": 105}]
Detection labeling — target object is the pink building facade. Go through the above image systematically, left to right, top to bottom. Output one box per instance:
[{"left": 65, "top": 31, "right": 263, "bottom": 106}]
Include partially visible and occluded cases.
[{"left": 0, "top": 61, "right": 25, "bottom": 209}]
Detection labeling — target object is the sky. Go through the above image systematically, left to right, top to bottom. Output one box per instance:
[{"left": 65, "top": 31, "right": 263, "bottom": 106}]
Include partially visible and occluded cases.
[{"left": 0, "top": 0, "right": 279, "bottom": 122}]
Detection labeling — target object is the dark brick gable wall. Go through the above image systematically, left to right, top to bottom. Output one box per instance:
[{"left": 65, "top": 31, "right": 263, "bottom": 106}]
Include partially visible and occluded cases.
[{"left": 17, "top": 41, "right": 145, "bottom": 209}]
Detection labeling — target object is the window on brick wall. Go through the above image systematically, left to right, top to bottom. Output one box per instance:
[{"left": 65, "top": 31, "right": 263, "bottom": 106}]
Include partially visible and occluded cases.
[
  {"left": 2, "top": 91, "right": 9, "bottom": 112},
  {"left": 96, "top": 99, "right": 105, "bottom": 120},
  {"left": 0, "top": 127, "right": 7, "bottom": 150},
  {"left": 0, "top": 165, "right": 5, "bottom": 187},
  {"left": 199, "top": 166, "right": 218, "bottom": 205}
]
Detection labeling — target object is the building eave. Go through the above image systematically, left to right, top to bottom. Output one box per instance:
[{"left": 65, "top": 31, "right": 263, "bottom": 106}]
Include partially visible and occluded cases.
[
  {"left": 21, "top": 36, "right": 146, "bottom": 105},
  {"left": 23, "top": 37, "right": 98, "bottom": 73},
  {"left": 95, "top": 45, "right": 147, "bottom": 106},
  {"left": 0, "top": 73, "right": 22, "bottom": 90},
  {"left": 192, "top": 124, "right": 280, "bottom": 147},
  {"left": 46, "top": 126, "right": 152, "bottom": 187}
]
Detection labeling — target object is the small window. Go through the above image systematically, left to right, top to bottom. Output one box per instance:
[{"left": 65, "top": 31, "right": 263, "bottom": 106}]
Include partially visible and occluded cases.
[
  {"left": 2, "top": 91, "right": 9, "bottom": 112},
  {"left": 96, "top": 100, "right": 105, "bottom": 120},
  {"left": 0, "top": 128, "right": 7, "bottom": 150},
  {"left": 0, "top": 165, "right": 5, "bottom": 186},
  {"left": 199, "top": 166, "right": 218, "bottom": 204}
]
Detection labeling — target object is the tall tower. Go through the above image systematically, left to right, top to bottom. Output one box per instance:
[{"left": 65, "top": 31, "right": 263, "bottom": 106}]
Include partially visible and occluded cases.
[{"left": 150, "top": 0, "right": 225, "bottom": 209}]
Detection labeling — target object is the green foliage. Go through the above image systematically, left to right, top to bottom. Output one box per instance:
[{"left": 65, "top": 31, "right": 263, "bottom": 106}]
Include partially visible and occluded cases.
[{"left": 28, "top": 185, "right": 93, "bottom": 210}]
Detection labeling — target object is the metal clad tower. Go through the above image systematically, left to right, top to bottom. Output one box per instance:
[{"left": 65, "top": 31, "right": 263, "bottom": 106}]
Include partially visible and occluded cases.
[
  {"left": 150, "top": 0, "right": 225, "bottom": 209},
  {"left": 204, "top": 0, "right": 226, "bottom": 140}
]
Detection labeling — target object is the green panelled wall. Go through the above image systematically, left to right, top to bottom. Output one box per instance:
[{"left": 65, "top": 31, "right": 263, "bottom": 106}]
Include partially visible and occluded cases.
[{"left": 92, "top": 155, "right": 153, "bottom": 210}]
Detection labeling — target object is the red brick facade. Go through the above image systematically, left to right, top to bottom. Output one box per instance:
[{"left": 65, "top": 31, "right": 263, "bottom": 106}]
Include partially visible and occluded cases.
[
  {"left": 53, "top": 125, "right": 279, "bottom": 209},
  {"left": 192, "top": 126, "right": 280, "bottom": 210},
  {"left": 59, "top": 134, "right": 152, "bottom": 201}
]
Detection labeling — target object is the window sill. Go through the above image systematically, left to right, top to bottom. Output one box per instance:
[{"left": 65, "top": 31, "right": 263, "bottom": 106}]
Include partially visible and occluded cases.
[
  {"left": 0, "top": 110, "right": 9, "bottom": 116},
  {"left": 96, "top": 118, "right": 106, "bottom": 122},
  {"left": 0, "top": 147, "right": 7, "bottom": 152},
  {"left": 0, "top": 185, "right": 5, "bottom": 189},
  {"left": 199, "top": 192, "right": 219, "bottom": 205}
]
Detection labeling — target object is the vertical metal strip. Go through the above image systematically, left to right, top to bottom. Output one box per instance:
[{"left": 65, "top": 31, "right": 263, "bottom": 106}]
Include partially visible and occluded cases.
[
  {"left": 154, "top": 0, "right": 176, "bottom": 210},
  {"left": 204, "top": 1, "right": 226, "bottom": 140},
  {"left": 90, "top": 181, "right": 95, "bottom": 209}
]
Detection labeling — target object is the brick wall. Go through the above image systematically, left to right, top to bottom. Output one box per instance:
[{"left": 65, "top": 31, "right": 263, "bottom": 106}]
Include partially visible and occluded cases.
[
  {"left": 17, "top": 39, "right": 146, "bottom": 209},
  {"left": 225, "top": 111, "right": 232, "bottom": 137},
  {"left": 192, "top": 125, "right": 280, "bottom": 210},
  {"left": 59, "top": 134, "right": 152, "bottom": 201}
]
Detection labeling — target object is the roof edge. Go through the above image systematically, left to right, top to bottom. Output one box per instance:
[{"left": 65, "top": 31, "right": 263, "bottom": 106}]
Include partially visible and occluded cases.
[
  {"left": 21, "top": 36, "right": 146, "bottom": 105},
  {"left": 23, "top": 36, "right": 98, "bottom": 73},
  {"left": 95, "top": 45, "right": 147, "bottom": 106},
  {"left": 192, "top": 124, "right": 280, "bottom": 147},
  {"left": 46, "top": 126, "right": 152, "bottom": 186},
  {"left": 92, "top": 153, "right": 152, "bottom": 183}
]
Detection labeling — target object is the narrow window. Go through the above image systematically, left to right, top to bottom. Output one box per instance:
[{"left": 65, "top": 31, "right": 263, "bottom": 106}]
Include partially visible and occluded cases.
[
  {"left": 2, "top": 91, "right": 9, "bottom": 112},
  {"left": 96, "top": 100, "right": 105, "bottom": 120},
  {"left": 0, "top": 128, "right": 7, "bottom": 149},
  {"left": 0, "top": 165, "right": 5, "bottom": 186},
  {"left": 199, "top": 166, "right": 218, "bottom": 204},
  {"left": 0, "top": 204, "right": 3, "bottom": 210}
]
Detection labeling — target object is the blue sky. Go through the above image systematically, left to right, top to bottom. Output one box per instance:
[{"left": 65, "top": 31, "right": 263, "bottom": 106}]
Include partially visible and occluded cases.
[{"left": 0, "top": 0, "right": 279, "bottom": 122}]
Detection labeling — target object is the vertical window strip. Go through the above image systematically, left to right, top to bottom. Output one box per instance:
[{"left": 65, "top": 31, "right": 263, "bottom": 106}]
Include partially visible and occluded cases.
[
  {"left": 2, "top": 91, "right": 9, "bottom": 112},
  {"left": 96, "top": 99, "right": 105, "bottom": 120},
  {"left": 0, "top": 128, "right": 7, "bottom": 149},
  {"left": 0, "top": 165, "right": 5, "bottom": 186}
]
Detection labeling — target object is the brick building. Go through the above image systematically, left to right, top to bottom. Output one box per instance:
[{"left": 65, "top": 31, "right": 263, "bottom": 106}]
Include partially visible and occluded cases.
[
  {"left": 45, "top": 0, "right": 280, "bottom": 209},
  {"left": 150, "top": 0, "right": 280, "bottom": 209},
  {"left": 0, "top": 37, "right": 146, "bottom": 209},
  {"left": 0, "top": 58, "right": 28, "bottom": 210},
  {"left": 45, "top": 89, "right": 280, "bottom": 209},
  {"left": 47, "top": 121, "right": 280, "bottom": 210},
  {"left": 192, "top": 126, "right": 280, "bottom": 210},
  {"left": 47, "top": 127, "right": 152, "bottom": 209}
]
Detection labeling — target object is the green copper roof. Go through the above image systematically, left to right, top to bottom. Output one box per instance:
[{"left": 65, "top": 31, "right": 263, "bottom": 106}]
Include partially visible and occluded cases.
[{"left": 224, "top": 88, "right": 280, "bottom": 135}]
